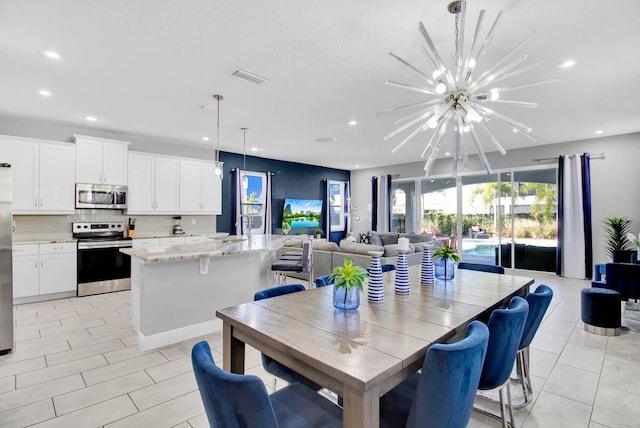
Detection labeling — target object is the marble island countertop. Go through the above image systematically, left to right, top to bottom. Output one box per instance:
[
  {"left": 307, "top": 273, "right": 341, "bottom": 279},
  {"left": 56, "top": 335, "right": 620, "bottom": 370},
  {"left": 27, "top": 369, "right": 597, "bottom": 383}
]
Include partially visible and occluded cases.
[{"left": 121, "top": 234, "right": 292, "bottom": 263}]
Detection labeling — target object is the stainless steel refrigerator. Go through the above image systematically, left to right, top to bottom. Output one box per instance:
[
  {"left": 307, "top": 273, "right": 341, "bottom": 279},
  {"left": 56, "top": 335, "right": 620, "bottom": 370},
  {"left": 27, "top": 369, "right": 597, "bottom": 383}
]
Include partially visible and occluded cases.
[{"left": 0, "top": 163, "right": 13, "bottom": 354}]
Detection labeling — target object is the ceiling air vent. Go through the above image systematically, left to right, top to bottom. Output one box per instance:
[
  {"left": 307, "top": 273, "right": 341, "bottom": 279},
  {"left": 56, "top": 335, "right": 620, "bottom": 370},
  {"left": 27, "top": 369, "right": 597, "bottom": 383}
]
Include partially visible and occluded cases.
[
  {"left": 231, "top": 68, "right": 269, "bottom": 84},
  {"left": 314, "top": 137, "right": 336, "bottom": 143}
]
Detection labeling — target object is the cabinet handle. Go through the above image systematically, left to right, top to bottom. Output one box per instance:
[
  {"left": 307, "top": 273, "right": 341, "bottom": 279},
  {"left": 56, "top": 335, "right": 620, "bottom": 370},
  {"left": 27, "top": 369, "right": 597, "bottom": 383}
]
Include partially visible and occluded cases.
[
  {"left": 103, "top": 173, "right": 106, "bottom": 183},
  {"left": 35, "top": 198, "right": 38, "bottom": 207},
  {"left": 39, "top": 198, "right": 43, "bottom": 207},
  {"left": 52, "top": 246, "right": 64, "bottom": 250},
  {"left": 40, "top": 260, "right": 43, "bottom": 268},
  {"left": 35, "top": 261, "right": 38, "bottom": 269}
]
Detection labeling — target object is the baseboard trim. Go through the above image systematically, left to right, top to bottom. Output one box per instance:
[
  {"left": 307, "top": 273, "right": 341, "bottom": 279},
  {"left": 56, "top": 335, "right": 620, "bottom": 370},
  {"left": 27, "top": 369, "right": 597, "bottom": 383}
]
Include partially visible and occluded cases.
[{"left": 137, "top": 319, "right": 222, "bottom": 351}]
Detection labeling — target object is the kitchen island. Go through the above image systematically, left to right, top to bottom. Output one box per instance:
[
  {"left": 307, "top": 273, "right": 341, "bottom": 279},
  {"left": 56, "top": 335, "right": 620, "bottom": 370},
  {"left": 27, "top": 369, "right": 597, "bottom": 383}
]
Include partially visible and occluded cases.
[{"left": 121, "top": 234, "right": 292, "bottom": 351}]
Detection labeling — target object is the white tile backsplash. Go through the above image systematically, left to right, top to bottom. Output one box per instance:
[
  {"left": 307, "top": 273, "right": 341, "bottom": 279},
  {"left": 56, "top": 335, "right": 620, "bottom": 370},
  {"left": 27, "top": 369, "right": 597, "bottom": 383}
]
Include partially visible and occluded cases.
[{"left": 13, "top": 212, "right": 217, "bottom": 241}]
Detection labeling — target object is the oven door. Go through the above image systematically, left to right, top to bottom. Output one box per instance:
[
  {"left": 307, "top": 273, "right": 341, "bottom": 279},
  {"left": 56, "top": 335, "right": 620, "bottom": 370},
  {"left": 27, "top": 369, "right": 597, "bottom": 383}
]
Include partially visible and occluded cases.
[{"left": 77, "top": 240, "right": 132, "bottom": 296}]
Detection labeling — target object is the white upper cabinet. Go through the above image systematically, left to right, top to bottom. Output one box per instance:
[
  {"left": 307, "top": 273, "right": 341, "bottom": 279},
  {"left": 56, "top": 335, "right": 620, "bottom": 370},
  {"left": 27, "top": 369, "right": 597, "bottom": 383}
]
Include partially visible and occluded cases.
[
  {"left": 0, "top": 135, "right": 75, "bottom": 214},
  {"left": 73, "top": 135, "right": 129, "bottom": 185},
  {"left": 127, "top": 152, "right": 179, "bottom": 214},
  {"left": 129, "top": 152, "right": 221, "bottom": 215},
  {"left": 179, "top": 159, "right": 221, "bottom": 214}
]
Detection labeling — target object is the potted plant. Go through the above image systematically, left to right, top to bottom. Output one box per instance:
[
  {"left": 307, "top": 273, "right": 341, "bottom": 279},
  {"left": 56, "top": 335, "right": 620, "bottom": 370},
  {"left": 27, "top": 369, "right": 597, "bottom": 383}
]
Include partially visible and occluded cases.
[
  {"left": 603, "top": 217, "right": 632, "bottom": 259},
  {"left": 281, "top": 222, "right": 291, "bottom": 235},
  {"left": 315, "top": 228, "right": 323, "bottom": 239},
  {"left": 433, "top": 245, "right": 460, "bottom": 280},
  {"left": 329, "top": 258, "right": 368, "bottom": 310}
]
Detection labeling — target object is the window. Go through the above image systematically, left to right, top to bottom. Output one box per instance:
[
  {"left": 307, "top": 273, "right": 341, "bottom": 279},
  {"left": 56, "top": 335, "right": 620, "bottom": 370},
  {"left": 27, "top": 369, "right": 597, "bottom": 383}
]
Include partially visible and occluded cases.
[
  {"left": 240, "top": 170, "right": 267, "bottom": 233},
  {"left": 328, "top": 180, "right": 346, "bottom": 232}
]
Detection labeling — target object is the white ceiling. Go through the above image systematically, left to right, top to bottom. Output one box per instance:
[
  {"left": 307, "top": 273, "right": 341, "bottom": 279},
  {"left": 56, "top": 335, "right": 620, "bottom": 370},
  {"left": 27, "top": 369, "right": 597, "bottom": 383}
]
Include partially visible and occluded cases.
[{"left": 1, "top": 0, "right": 639, "bottom": 171}]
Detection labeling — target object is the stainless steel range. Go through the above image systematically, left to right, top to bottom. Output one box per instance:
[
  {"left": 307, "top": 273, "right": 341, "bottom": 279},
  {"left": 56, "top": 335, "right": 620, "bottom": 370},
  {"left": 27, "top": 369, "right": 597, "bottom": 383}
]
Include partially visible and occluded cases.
[{"left": 73, "top": 222, "right": 132, "bottom": 297}]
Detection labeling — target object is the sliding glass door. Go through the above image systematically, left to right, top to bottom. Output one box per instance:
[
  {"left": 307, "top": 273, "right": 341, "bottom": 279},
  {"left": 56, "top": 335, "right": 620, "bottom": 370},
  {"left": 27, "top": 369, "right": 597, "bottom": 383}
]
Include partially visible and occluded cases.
[
  {"left": 400, "top": 166, "right": 557, "bottom": 272},
  {"left": 511, "top": 169, "right": 557, "bottom": 272}
]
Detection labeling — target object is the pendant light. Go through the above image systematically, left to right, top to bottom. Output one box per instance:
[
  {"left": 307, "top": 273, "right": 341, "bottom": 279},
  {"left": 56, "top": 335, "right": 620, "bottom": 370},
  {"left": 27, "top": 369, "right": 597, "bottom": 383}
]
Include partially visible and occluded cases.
[
  {"left": 213, "top": 94, "right": 223, "bottom": 176},
  {"left": 241, "top": 127, "right": 248, "bottom": 188}
]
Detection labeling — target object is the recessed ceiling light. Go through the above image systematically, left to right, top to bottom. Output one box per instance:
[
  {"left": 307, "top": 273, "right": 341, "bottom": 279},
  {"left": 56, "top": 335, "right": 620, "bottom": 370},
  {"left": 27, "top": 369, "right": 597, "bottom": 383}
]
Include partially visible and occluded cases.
[
  {"left": 43, "top": 50, "right": 61, "bottom": 60},
  {"left": 558, "top": 59, "right": 577, "bottom": 69},
  {"left": 38, "top": 89, "right": 52, "bottom": 97},
  {"left": 84, "top": 116, "right": 98, "bottom": 122},
  {"left": 348, "top": 120, "right": 358, "bottom": 126},
  {"left": 512, "top": 128, "right": 519, "bottom": 133},
  {"left": 595, "top": 129, "right": 604, "bottom": 135},
  {"left": 202, "top": 136, "right": 209, "bottom": 141},
  {"left": 250, "top": 147, "right": 258, "bottom": 152},
  {"left": 444, "top": 152, "right": 451, "bottom": 156},
  {"left": 354, "top": 165, "right": 360, "bottom": 168}
]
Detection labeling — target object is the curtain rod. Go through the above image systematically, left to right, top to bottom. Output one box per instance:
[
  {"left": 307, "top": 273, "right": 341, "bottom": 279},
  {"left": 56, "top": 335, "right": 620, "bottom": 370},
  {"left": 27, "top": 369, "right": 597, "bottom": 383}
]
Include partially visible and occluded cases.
[{"left": 531, "top": 152, "right": 605, "bottom": 163}]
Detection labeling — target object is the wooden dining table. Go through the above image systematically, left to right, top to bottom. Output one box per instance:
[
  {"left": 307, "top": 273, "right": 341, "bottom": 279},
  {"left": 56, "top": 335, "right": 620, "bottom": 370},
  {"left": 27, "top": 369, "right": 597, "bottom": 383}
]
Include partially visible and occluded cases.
[{"left": 216, "top": 265, "right": 534, "bottom": 428}]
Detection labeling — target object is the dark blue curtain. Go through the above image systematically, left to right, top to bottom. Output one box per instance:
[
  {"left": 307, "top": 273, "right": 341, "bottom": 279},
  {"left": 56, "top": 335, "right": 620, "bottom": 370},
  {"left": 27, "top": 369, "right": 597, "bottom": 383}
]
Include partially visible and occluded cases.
[{"left": 582, "top": 156, "right": 593, "bottom": 279}]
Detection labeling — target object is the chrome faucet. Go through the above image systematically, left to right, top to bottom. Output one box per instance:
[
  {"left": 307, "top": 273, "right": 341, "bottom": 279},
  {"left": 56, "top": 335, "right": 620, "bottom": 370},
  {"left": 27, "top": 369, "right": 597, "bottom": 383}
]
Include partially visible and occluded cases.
[{"left": 236, "top": 213, "right": 252, "bottom": 238}]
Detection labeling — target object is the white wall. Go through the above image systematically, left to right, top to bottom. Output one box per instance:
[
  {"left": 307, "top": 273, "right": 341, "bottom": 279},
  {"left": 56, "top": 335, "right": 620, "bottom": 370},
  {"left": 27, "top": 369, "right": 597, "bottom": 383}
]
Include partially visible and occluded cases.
[{"left": 351, "top": 133, "right": 640, "bottom": 267}]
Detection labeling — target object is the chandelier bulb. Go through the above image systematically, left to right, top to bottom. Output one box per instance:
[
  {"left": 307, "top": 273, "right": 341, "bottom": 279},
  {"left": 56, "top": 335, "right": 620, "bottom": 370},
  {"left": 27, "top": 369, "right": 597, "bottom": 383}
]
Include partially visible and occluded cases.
[
  {"left": 432, "top": 69, "right": 443, "bottom": 79},
  {"left": 435, "top": 81, "right": 447, "bottom": 94}
]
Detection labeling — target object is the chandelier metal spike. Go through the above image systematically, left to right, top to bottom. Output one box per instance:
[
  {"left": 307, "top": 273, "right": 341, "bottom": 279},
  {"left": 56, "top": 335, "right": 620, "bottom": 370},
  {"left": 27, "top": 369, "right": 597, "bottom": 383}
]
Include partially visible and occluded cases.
[{"left": 379, "top": 0, "right": 559, "bottom": 177}]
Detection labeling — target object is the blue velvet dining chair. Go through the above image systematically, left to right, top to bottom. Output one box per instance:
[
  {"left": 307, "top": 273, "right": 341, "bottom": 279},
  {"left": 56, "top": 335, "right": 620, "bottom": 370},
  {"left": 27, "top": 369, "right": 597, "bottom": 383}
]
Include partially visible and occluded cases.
[
  {"left": 458, "top": 262, "right": 505, "bottom": 274},
  {"left": 314, "top": 274, "right": 334, "bottom": 288},
  {"left": 253, "top": 284, "right": 322, "bottom": 391},
  {"left": 513, "top": 284, "right": 553, "bottom": 408},
  {"left": 475, "top": 296, "right": 529, "bottom": 428},
  {"left": 379, "top": 320, "right": 490, "bottom": 428},
  {"left": 191, "top": 341, "right": 342, "bottom": 428}
]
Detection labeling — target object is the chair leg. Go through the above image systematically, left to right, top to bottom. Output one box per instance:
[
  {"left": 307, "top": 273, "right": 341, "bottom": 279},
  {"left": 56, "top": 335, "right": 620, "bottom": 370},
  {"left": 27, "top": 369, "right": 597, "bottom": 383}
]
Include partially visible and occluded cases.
[
  {"left": 512, "top": 347, "right": 533, "bottom": 409},
  {"left": 475, "top": 382, "right": 515, "bottom": 428},
  {"left": 506, "top": 382, "right": 516, "bottom": 428},
  {"left": 498, "top": 387, "right": 508, "bottom": 428}
]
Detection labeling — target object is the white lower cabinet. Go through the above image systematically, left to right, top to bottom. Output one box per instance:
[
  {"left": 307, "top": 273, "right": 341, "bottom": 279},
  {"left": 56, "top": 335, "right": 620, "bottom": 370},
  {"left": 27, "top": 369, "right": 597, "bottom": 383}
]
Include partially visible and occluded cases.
[
  {"left": 160, "top": 236, "right": 186, "bottom": 246},
  {"left": 185, "top": 236, "right": 208, "bottom": 244},
  {"left": 132, "top": 238, "right": 160, "bottom": 248},
  {"left": 13, "top": 243, "right": 77, "bottom": 299}
]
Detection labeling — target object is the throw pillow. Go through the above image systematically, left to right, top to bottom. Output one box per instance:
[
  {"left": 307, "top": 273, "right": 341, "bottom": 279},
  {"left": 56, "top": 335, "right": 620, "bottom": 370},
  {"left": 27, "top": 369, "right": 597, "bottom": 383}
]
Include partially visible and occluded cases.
[
  {"left": 359, "top": 232, "right": 369, "bottom": 244},
  {"left": 367, "top": 234, "right": 384, "bottom": 247},
  {"left": 346, "top": 236, "right": 357, "bottom": 242}
]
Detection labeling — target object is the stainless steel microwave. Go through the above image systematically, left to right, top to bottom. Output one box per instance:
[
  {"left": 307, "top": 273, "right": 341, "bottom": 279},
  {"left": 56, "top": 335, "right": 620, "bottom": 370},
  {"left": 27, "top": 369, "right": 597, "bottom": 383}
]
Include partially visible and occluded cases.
[{"left": 75, "top": 183, "right": 127, "bottom": 209}]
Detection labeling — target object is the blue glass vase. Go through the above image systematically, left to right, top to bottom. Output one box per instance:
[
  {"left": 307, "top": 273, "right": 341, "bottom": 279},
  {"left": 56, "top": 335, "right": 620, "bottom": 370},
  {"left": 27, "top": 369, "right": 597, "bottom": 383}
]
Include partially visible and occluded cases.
[
  {"left": 435, "top": 258, "right": 455, "bottom": 280},
  {"left": 333, "top": 286, "right": 360, "bottom": 310}
]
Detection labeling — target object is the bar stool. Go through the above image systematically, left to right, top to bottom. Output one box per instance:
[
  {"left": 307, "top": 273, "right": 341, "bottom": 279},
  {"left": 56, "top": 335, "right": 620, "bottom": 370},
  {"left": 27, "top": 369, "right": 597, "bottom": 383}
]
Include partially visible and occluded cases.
[{"left": 271, "top": 240, "right": 312, "bottom": 286}]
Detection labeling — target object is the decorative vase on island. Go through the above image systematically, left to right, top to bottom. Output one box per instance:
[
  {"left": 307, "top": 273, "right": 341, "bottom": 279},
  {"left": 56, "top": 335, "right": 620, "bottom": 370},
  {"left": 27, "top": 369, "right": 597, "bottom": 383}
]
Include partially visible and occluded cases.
[
  {"left": 435, "top": 258, "right": 455, "bottom": 280},
  {"left": 333, "top": 286, "right": 360, "bottom": 310}
]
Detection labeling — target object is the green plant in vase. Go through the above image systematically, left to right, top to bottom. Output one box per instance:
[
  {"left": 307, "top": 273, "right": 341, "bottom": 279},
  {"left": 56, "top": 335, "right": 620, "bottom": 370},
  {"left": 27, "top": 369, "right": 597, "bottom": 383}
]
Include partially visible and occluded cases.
[
  {"left": 603, "top": 217, "right": 632, "bottom": 258},
  {"left": 315, "top": 228, "right": 323, "bottom": 239},
  {"left": 433, "top": 245, "right": 460, "bottom": 280},
  {"left": 329, "top": 258, "right": 368, "bottom": 310}
]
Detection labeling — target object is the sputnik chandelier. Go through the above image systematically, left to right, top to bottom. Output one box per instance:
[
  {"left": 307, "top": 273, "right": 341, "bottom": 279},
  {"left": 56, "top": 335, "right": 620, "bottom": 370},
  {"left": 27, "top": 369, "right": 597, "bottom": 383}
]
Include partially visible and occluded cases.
[{"left": 378, "top": 0, "right": 558, "bottom": 177}]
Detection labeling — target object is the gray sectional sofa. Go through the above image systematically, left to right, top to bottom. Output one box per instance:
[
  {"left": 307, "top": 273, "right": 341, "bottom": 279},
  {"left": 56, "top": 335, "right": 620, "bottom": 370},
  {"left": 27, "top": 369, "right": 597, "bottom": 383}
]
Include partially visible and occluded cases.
[{"left": 279, "top": 231, "right": 435, "bottom": 279}]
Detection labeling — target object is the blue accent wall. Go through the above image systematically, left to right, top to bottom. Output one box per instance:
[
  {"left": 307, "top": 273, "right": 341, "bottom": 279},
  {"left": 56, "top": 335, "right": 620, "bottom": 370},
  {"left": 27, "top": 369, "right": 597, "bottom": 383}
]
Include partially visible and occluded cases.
[{"left": 217, "top": 151, "right": 350, "bottom": 239}]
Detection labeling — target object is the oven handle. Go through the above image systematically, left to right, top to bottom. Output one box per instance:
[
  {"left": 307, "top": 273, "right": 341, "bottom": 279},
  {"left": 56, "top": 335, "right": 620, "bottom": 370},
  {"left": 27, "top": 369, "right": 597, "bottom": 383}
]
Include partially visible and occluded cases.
[{"left": 78, "top": 241, "right": 133, "bottom": 250}]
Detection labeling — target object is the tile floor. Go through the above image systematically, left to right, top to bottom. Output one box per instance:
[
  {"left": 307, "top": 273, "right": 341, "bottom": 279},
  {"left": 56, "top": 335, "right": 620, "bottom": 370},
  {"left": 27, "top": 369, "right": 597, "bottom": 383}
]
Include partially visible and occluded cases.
[{"left": 1, "top": 270, "right": 639, "bottom": 427}]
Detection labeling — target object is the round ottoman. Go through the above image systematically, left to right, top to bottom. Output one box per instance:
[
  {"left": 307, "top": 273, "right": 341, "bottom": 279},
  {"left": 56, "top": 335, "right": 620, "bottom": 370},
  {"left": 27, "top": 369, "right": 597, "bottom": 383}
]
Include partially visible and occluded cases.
[{"left": 581, "top": 288, "right": 621, "bottom": 336}]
